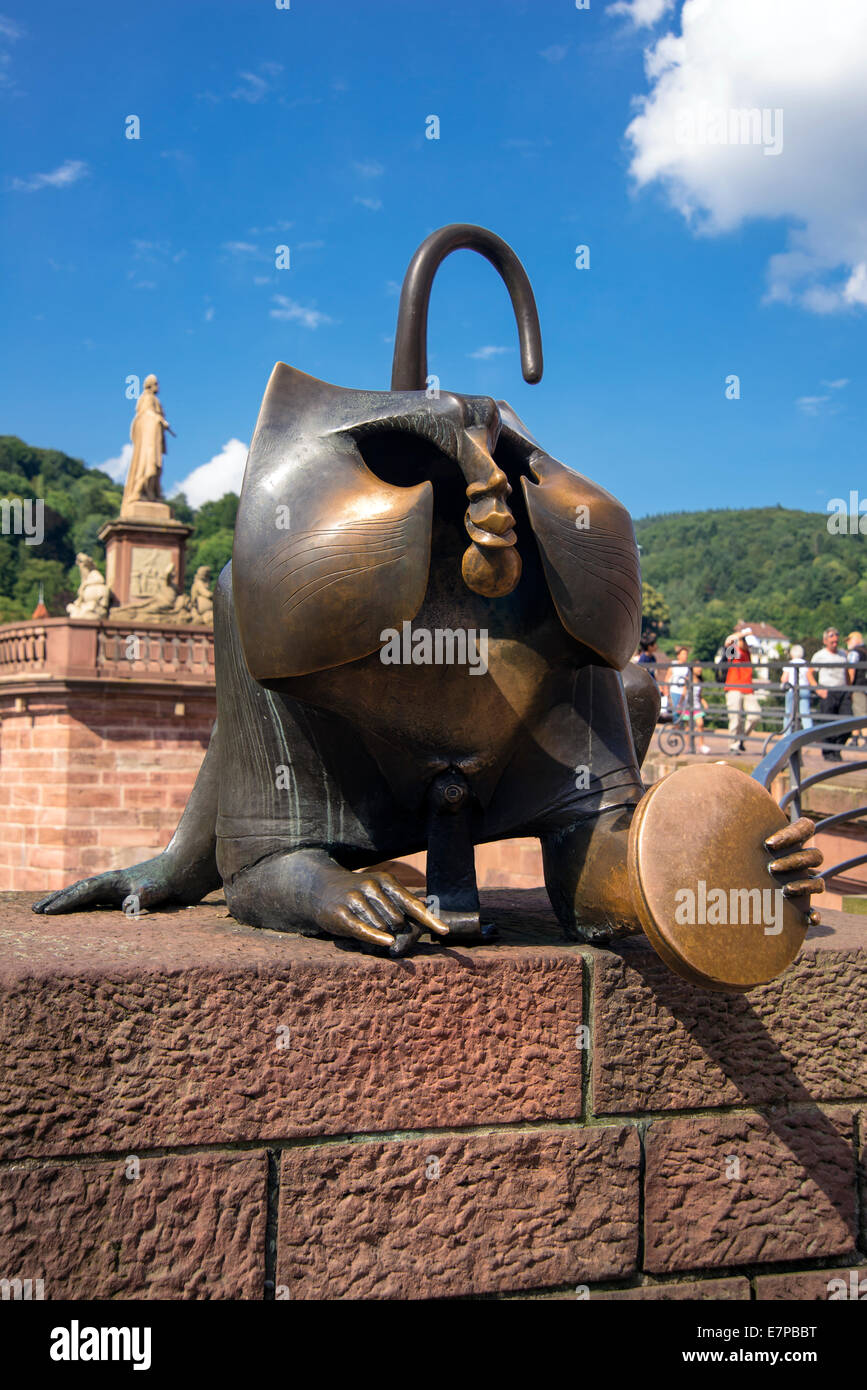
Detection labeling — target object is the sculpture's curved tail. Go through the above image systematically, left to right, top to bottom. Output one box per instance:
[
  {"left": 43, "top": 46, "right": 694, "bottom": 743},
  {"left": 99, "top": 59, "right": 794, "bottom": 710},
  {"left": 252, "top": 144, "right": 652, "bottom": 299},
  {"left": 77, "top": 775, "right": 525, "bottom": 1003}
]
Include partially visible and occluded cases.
[{"left": 390, "top": 224, "right": 543, "bottom": 391}]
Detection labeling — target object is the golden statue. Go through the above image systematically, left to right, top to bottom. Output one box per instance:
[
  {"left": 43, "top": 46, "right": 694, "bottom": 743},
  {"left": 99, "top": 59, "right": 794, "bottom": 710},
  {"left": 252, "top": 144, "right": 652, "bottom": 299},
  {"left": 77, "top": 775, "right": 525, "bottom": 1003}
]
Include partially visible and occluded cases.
[{"left": 121, "top": 375, "right": 174, "bottom": 515}]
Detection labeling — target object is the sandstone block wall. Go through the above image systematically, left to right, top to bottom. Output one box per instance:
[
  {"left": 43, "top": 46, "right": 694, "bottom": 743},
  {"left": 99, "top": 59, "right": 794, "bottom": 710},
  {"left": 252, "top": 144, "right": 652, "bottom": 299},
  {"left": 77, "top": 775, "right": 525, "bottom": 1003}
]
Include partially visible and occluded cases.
[
  {"left": 0, "top": 686, "right": 215, "bottom": 892},
  {"left": 1, "top": 892, "right": 864, "bottom": 1300}
]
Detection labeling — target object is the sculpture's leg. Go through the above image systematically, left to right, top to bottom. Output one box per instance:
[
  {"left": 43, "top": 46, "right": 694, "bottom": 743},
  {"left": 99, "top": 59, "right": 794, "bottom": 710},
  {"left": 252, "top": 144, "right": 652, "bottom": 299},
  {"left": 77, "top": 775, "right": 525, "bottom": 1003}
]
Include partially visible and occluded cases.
[
  {"left": 211, "top": 566, "right": 447, "bottom": 952},
  {"left": 479, "top": 661, "right": 651, "bottom": 945},
  {"left": 621, "top": 661, "right": 661, "bottom": 768},
  {"left": 537, "top": 663, "right": 658, "bottom": 942},
  {"left": 540, "top": 807, "right": 641, "bottom": 944}
]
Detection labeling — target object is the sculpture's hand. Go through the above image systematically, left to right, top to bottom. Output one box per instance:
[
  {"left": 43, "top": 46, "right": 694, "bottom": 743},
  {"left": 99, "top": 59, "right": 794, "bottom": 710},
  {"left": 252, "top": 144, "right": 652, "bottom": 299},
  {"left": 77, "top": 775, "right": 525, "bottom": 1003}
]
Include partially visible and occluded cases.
[
  {"left": 764, "top": 817, "right": 824, "bottom": 924},
  {"left": 32, "top": 851, "right": 196, "bottom": 917},
  {"left": 312, "top": 866, "right": 450, "bottom": 956}
]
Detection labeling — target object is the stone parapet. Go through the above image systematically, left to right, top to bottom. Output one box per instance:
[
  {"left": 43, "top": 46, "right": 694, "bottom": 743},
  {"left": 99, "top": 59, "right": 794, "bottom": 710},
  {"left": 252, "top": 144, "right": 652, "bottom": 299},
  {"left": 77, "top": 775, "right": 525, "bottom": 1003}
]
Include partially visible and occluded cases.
[{"left": 0, "top": 890, "right": 863, "bottom": 1300}]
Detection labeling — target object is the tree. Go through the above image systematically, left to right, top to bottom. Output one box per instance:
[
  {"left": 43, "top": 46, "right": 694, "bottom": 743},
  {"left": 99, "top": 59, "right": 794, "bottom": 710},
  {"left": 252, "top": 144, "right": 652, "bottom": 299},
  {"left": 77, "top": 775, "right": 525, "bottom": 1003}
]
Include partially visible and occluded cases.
[
  {"left": 186, "top": 529, "right": 234, "bottom": 586},
  {"left": 641, "top": 581, "right": 670, "bottom": 637},
  {"left": 693, "top": 617, "right": 732, "bottom": 662}
]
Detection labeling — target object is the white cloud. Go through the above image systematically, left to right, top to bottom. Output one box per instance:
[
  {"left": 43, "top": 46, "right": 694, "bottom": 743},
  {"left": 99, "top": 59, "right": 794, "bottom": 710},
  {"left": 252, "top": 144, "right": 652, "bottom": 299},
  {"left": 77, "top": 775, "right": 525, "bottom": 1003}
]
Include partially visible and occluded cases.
[
  {"left": 608, "top": 0, "right": 674, "bottom": 26},
  {"left": 623, "top": 0, "right": 867, "bottom": 312},
  {"left": 0, "top": 13, "right": 22, "bottom": 89},
  {"left": 540, "top": 44, "right": 568, "bottom": 63},
  {"left": 230, "top": 63, "right": 282, "bottom": 103},
  {"left": 10, "top": 159, "right": 88, "bottom": 192},
  {"left": 353, "top": 160, "right": 384, "bottom": 177},
  {"left": 354, "top": 196, "right": 382, "bottom": 211},
  {"left": 247, "top": 221, "right": 292, "bottom": 234},
  {"left": 222, "top": 240, "right": 259, "bottom": 255},
  {"left": 843, "top": 262, "right": 867, "bottom": 307},
  {"left": 270, "top": 295, "right": 333, "bottom": 329},
  {"left": 469, "top": 345, "right": 513, "bottom": 360},
  {"left": 797, "top": 376, "right": 849, "bottom": 414},
  {"left": 796, "top": 395, "right": 830, "bottom": 416},
  {"left": 172, "top": 439, "right": 249, "bottom": 507},
  {"left": 96, "top": 443, "right": 132, "bottom": 483}
]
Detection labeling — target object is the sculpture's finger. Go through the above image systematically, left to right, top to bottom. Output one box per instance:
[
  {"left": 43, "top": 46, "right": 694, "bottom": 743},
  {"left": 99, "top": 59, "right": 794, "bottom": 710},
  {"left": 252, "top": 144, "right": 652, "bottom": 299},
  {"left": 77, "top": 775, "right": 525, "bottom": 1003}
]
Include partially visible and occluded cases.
[
  {"left": 764, "top": 817, "right": 816, "bottom": 853},
  {"left": 768, "top": 848, "right": 823, "bottom": 875},
  {"left": 32, "top": 873, "right": 125, "bottom": 915},
  {"left": 781, "top": 877, "right": 825, "bottom": 898},
  {"left": 378, "top": 879, "right": 451, "bottom": 936},
  {"left": 358, "top": 880, "right": 405, "bottom": 931},
  {"left": 343, "top": 891, "right": 397, "bottom": 940},
  {"left": 331, "top": 906, "right": 394, "bottom": 949},
  {"left": 389, "top": 921, "right": 424, "bottom": 958}
]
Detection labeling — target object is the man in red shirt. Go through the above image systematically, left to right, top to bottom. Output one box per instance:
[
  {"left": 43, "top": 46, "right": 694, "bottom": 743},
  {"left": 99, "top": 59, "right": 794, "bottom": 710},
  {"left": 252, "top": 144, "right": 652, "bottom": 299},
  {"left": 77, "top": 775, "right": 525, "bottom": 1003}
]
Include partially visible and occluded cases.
[{"left": 723, "top": 629, "right": 760, "bottom": 753}]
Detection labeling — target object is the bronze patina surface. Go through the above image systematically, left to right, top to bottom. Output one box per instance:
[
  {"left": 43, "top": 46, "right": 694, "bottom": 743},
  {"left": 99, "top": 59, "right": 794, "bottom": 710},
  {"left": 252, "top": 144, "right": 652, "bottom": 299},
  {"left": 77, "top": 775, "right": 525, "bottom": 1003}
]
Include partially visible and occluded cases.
[
  {"left": 33, "top": 224, "right": 822, "bottom": 990},
  {"left": 628, "top": 763, "right": 815, "bottom": 991}
]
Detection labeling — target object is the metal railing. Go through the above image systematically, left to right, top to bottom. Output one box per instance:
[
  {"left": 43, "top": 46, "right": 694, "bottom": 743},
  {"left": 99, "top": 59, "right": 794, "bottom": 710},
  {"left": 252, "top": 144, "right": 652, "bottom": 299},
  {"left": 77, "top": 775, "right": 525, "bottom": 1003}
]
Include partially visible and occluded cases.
[
  {"left": 647, "top": 651, "right": 867, "bottom": 888},
  {"left": 653, "top": 655, "right": 867, "bottom": 759},
  {"left": 752, "top": 716, "right": 867, "bottom": 884}
]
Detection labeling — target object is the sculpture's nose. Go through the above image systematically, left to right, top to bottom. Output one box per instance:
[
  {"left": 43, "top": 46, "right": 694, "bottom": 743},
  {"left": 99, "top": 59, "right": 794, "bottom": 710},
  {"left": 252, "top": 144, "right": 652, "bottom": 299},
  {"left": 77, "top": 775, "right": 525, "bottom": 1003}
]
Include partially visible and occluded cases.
[
  {"left": 457, "top": 427, "right": 522, "bottom": 598},
  {"left": 459, "top": 427, "right": 516, "bottom": 540}
]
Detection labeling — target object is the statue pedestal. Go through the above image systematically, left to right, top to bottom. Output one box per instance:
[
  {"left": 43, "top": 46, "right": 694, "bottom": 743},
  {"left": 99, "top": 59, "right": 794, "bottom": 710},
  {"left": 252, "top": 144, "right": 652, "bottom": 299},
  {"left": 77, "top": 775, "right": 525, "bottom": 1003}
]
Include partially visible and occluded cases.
[
  {"left": 99, "top": 512, "right": 192, "bottom": 608},
  {"left": 0, "top": 894, "right": 863, "bottom": 1298}
]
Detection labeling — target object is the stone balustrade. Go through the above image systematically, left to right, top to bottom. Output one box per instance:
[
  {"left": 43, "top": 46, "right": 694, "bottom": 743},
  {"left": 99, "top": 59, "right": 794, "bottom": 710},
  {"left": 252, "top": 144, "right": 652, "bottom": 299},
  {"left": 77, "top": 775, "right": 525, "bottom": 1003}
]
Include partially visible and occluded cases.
[{"left": 0, "top": 617, "right": 214, "bottom": 688}]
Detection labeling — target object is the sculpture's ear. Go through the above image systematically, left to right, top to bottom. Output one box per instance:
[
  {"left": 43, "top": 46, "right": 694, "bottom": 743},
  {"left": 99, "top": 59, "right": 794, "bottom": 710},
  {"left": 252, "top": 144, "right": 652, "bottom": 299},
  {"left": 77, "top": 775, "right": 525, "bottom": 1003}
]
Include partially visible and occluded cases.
[
  {"left": 233, "top": 363, "right": 433, "bottom": 682},
  {"left": 493, "top": 399, "right": 641, "bottom": 670},
  {"left": 514, "top": 449, "right": 641, "bottom": 671}
]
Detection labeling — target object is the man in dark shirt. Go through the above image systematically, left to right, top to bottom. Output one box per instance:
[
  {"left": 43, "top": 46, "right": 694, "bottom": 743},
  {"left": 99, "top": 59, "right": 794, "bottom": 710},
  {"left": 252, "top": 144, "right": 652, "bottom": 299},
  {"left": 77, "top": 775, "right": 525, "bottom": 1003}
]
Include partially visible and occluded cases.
[{"left": 637, "top": 634, "right": 659, "bottom": 680}]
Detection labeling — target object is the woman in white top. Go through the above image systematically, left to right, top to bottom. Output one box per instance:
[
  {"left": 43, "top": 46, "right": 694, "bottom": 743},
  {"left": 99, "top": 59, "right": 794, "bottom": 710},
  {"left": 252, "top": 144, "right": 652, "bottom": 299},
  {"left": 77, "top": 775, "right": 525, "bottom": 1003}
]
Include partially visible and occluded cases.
[
  {"left": 780, "top": 644, "right": 813, "bottom": 731},
  {"left": 665, "top": 646, "right": 690, "bottom": 717}
]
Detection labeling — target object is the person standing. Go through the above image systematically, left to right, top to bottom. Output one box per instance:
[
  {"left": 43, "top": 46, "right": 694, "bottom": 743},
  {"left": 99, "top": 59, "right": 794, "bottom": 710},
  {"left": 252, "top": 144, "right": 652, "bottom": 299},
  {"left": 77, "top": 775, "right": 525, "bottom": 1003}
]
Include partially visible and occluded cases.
[
  {"left": 808, "top": 627, "right": 851, "bottom": 761},
  {"left": 723, "top": 629, "right": 761, "bottom": 753},
  {"left": 846, "top": 631, "right": 867, "bottom": 725},
  {"left": 637, "top": 635, "right": 659, "bottom": 679},
  {"left": 780, "top": 644, "right": 813, "bottom": 731},
  {"left": 665, "top": 646, "right": 690, "bottom": 717},
  {"left": 691, "top": 663, "right": 712, "bottom": 754}
]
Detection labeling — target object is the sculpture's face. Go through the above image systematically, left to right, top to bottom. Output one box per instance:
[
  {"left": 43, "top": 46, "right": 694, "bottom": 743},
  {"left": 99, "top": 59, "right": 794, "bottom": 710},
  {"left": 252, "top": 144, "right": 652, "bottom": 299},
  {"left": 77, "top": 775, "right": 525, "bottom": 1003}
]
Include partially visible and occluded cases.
[
  {"left": 233, "top": 364, "right": 642, "bottom": 682},
  {"left": 452, "top": 422, "right": 521, "bottom": 599}
]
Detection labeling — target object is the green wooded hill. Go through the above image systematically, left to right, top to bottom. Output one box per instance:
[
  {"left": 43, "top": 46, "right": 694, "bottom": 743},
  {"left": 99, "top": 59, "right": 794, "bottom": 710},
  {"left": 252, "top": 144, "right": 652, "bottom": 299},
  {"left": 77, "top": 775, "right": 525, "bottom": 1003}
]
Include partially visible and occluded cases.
[
  {"left": 0, "top": 436, "right": 237, "bottom": 622},
  {"left": 0, "top": 438, "right": 862, "bottom": 655},
  {"left": 635, "top": 506, "right": 867, "bottom": 659}
]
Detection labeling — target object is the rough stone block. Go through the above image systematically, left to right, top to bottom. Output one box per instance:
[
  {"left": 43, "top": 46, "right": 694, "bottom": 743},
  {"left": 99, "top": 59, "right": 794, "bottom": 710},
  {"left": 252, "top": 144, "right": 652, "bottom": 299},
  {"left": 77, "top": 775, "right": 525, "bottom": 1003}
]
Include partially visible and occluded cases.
[
  {"left": 0, "top": 902, "right": 582, "bottom": 1158},
  {"left": 593, "top": 929, "right": 867, "bottom": 1113},
  {"left": 644, "top": 1109, "right": 858, "bottom": 1274},
  {"left": 276, "top": 1125, "right": 639, "bottom": 1299},
  {"left": 0, "top": 1151, "right": 266, "bottom": 1299},
  {"left": 754, "top": 1265, "right": 867, "bottom": 1300}
]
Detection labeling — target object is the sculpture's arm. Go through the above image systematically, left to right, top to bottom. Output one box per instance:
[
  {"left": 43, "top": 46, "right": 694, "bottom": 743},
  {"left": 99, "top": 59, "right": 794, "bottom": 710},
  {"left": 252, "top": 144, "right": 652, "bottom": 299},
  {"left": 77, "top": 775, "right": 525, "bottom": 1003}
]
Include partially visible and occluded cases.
[
  {"left": 32, "top": 723, "right": 221, "bottom": 915},
  {"left": 541, "top": 807, "right": 824, "bottom": 945},
  {"left": 223, "top": 848, "right": 450, "bottom": 957}
]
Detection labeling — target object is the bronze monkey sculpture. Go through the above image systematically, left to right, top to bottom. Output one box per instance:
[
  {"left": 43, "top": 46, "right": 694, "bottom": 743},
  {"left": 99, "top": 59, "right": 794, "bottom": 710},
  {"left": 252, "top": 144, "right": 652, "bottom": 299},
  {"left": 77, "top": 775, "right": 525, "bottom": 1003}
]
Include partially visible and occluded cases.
[{"left": 34, "top": 225, "right": 822, "bottom": 989}]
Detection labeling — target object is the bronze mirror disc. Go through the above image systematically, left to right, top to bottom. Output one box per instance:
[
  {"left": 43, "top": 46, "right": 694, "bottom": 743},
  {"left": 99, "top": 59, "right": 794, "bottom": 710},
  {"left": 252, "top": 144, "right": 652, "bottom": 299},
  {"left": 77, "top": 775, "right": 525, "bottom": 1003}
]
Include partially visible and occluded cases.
[{"left": 627, "top": 762, "right": 808, "bottom": 992}]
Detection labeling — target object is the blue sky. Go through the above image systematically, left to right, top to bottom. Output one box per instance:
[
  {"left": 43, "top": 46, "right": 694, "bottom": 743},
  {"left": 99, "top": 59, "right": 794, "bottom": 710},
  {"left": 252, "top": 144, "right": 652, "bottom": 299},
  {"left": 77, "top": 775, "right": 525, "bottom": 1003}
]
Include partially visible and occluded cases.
[{"left": 2, "top": 0, "right": 864, "bottom": 518}]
